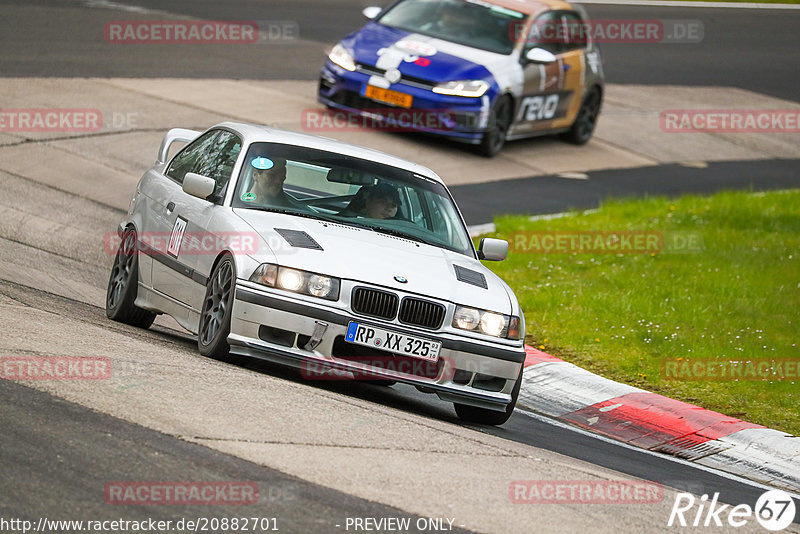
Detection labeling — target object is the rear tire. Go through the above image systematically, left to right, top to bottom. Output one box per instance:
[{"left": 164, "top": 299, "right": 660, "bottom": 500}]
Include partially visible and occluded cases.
[
  {"left": 561, "top": 86, "right": 602, "bottom": 145},
  {"left": 477, "top": 95, "right": 512, "bottom": 158},
  {"left": 106, "top": 228, "right": 156, "bottom": 329},
  {"left": 198, "top": 254, "right": 235, "bottom": 361},
  {"left": 454, "top": 366, "right": 523, "bottom": 426}
]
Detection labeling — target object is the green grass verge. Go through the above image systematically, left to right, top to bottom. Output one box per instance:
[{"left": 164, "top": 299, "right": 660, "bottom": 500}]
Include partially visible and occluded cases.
[{"left": 482, "top": 189, "right": 800, "bottom": 435}]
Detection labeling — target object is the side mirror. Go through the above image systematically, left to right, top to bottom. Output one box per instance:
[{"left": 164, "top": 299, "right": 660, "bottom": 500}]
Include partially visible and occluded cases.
[
  {"left": 361, "top": 6, "right": 383, "bottom": 20},
  {"left": 362, "top": 6, "right": 382, "bottom": 19},
  {"left": 525, "top": 47, "right": 557, "bottom": 64},
  {"left": 183, "top": 172, "right": 216, "bottom": 200},
  {"left": 478, "top": 238, "right": 508, "bottom": 261}
]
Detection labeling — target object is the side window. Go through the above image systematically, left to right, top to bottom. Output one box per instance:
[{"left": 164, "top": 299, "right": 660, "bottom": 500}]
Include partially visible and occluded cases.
[
  {"left": 526, "top": 12, "right": 562, "bottom": 55},
  {"left": 561, "top": 12, "right": 587, "bottom": 51},
  {"left": 165, "top": 130, "right": 220, "bottom": 184},
  {"left": 192, "top": 131, "right": 242, "bottom": 199},
  {"left": 403, "top": 187, "right": 428, "bottom": 229}
]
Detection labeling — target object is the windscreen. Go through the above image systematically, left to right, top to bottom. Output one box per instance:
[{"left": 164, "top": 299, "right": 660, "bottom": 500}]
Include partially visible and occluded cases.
[
  {"left": 377, "top": 0, "right": 527, "bottom": 55},
  {"left": 232, "top": 142, "right": 474, "bottom": 256}
]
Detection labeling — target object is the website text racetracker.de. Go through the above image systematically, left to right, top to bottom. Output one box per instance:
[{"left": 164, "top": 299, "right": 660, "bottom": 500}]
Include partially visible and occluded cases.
[
  {"left": 510, "top": 19, "right": 703, "bottom": 44},
  {"left": 301, "top": 109, "right": 459, "bottom": 133},
  {"left": 0, "top": 517, "right": 279, "bottom": 534}
]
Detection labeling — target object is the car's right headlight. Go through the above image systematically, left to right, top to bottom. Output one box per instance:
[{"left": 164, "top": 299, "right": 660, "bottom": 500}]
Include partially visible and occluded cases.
[
  {"left": 328, "top": 43, "right": 356, "bottom": 72},
  {"left": 432, "top": 80, "right": 490, "bottom": 97},
  {"left": 249, "top": 264, "right": 341, "bottom": 301},
  {"left": 452, "top": 305, "right": 521, "bottom": 339}
]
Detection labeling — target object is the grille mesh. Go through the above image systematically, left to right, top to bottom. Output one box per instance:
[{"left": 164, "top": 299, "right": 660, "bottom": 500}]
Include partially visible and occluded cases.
[
  {"left": 351, "top": 287, "right": 398, "bottom": 319},
  {"left": 398, "top": 298, "right": 445, "bottom": 329}
]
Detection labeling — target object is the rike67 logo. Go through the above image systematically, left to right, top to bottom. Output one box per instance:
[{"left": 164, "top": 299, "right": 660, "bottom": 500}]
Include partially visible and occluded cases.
[{"left": 668, "top": 490, "right": 797, "bottom": 531}]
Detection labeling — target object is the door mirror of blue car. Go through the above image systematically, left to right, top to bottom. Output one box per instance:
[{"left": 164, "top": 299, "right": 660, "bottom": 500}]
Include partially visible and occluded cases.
[
  {"left": 362, "top": 6, "right": 381, "bottom": 20},
  {"left": 525, "top": 47, "right": 557, "bottom": 64}
]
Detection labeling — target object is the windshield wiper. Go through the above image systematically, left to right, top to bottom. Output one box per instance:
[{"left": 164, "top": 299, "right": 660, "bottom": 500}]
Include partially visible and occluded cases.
[
  {"left": 239, "top": 206, "right": 377, "bottom": 230},
  {"left": 243, "top": 206, "right": 339, "bottom": 223},
  {"left": 238, "top": 207, "right": 440, "bottom": 245},
  {"left": 371, "top": 226, "right": 436, "bottom": 247}
]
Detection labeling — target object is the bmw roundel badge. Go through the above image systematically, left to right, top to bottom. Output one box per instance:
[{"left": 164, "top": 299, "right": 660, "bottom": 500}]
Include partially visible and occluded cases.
[{"left": 394, "top": 276, "right": 408, "bottom": 283}]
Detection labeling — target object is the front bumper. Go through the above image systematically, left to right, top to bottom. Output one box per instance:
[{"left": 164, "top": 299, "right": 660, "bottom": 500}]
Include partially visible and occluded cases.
[
  {"left": 317, "top": 61, "right": 491, "bottom": 144},
  {"left": 229, "top": 281, "right": 525, "bottom": 412}
]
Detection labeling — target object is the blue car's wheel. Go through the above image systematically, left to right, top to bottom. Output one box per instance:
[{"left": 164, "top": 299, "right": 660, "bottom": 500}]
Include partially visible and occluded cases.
[
  {"left": 562, "top": 86, "right": 602, "bottom": 145},
  {"left": 478, "top": 95, "right": 512, "bottom": 158}
]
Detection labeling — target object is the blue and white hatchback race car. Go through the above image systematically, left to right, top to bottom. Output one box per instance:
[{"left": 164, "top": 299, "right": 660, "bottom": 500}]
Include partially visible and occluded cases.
[{"left": 318, "top": 0, "right": 604, "bottom": 156}]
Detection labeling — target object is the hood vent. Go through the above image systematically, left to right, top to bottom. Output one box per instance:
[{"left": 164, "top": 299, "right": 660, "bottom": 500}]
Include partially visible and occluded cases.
[
  {"left": 274, "top": 228, "right": 322, "bottom": 250},
  {"left": 454, "top": 265, "right": 487, "bottom": 289}
]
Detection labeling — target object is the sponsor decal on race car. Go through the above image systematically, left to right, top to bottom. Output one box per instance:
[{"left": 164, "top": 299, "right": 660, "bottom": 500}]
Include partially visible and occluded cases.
[{"left": 517, "top": 91, "right": 572, "bottom": 122}]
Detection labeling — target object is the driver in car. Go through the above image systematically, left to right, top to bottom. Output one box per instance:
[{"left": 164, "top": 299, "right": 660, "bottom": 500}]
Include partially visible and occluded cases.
[
  {"left": 421, "top": 3, "right": 477, "bottom": 37},
  {"left": 247, "top": 156, "right": 302, "bottom": 209}
]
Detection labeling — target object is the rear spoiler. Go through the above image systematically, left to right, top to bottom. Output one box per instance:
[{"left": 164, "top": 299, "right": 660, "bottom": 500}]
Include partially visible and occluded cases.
[{"left": 156, "top": 128, "right": 201, "bottom": 165}]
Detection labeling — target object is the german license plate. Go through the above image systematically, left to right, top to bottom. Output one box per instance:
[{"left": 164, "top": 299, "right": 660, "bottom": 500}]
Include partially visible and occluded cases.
[
  {"left": 364, "top": 85, "right": 413, "bottom": 108},
  {"left": 345, "top": 322, "right": 441, "bottom": 362}
]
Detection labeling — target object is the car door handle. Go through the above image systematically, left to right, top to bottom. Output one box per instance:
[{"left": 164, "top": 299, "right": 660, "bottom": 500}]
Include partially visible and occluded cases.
[{"left": 165, "top": 202, "right": 175, "bottom": 215}]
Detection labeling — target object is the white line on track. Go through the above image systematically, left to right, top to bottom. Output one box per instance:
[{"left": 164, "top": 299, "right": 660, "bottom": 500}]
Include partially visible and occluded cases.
[
  {"left": 84, "top": 0, "right": 153, "bottom": 14},
  {"left": 516, "top": 408, "right": 800, "bottom": 499}
]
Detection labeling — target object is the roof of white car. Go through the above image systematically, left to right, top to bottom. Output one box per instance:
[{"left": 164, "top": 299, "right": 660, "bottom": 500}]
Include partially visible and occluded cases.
[{"left": 217, "top": 121, "right": 445, "bottom": 185}]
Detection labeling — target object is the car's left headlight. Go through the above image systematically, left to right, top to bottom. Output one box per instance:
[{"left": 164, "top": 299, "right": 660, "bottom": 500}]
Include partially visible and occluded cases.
[
  {"left": 328, "top": 43, "right": 356, "bottom": 72},
  {"left": 432, "top": 80, "right": 490, "bottom": 97},
  {"left": 249, "top": 264, "right": 340, "bottom": 301},
  {"left": 452, "top": 305, "right": 521, "bottom": 339}
]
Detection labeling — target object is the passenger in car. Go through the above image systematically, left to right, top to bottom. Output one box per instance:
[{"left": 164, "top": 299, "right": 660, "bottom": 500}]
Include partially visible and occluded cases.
[{"left": 339, "top": 183, "right": 402, "bottom": 219}]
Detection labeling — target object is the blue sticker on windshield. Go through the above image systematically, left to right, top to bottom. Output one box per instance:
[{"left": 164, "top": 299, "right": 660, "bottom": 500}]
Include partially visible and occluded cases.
[{"left": 251, "top": 157, "right": 274, "bottom": 170}]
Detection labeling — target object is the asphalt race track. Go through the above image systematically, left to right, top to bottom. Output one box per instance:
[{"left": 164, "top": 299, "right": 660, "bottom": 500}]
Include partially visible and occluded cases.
[{"left": 1, "top": 1, "right": 799, "bottom": 533}]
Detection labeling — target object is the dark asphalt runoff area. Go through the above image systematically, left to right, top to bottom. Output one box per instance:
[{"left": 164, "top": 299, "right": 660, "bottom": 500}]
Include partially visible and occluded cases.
[{"left": 451, "top": 158, "right": 800, "bottom": 225}]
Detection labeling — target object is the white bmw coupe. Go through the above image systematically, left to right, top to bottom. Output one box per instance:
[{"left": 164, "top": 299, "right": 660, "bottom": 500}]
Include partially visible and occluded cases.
[{"left": 106, "top": 122, "right": 526, "bottom": 425}]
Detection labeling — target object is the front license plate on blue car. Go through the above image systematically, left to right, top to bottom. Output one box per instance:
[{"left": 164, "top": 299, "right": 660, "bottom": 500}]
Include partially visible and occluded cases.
[{"left": 345, "top": 322, "right": 441, "bottom": 362}]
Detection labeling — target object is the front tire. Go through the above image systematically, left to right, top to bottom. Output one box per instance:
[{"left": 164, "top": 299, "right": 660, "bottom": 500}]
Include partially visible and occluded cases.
[
  {"left": 562, "top": 86, "right": 602, "bottom": 145},
  {"left": 478, "top": 95, "right": 512, "bottom": 158},
  {"left": 106, "top": 228, "right": 156, "bottom": 329},
  {"left": 198, "top": 254, "right": 235, "bottom": 360},
  {"left": 454, "top": 366, "right": 523, "bottom": 426}
]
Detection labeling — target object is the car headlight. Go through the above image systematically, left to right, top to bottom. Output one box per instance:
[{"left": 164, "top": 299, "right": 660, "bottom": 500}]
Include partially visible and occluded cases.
[
  {"left": 328, "top": 43, "right": 356, "bottom": 72},
  {"left": 432, "top": 80, "right": 490, "bottom": 97},
  {"left": 250, "top": 264, "right": 340, "bottom": 301},
  {"left": 452, "top": 305, "right": 521, "bottom": 339}
]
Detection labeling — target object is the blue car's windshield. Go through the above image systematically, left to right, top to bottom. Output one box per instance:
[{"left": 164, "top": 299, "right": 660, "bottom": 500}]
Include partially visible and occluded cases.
[{"left": 377, "top": 0, "right": 527, "bottom": 55}]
